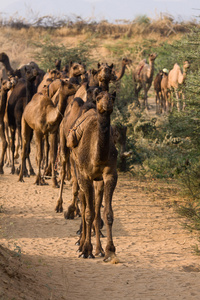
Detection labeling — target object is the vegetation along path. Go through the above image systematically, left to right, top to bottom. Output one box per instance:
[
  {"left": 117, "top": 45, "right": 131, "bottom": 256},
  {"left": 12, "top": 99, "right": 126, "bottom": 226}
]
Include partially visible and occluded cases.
[{"left": 1, "top": 161, "right": 200, "bottom": 299}]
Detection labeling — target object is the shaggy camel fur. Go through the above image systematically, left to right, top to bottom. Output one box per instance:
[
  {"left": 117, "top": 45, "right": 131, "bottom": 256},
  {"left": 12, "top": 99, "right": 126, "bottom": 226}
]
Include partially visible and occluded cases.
[
  {"left": 133, "top": 53, "right": 157, "bottom": 108},
  {"left": 167, "top": 61, "right": 190, "bottom": 111},
  {"left": 7, "top": 67, "right": 38, "bottom": 175},
  {"left": 0, "top": 79, "right": 12, "bottom": 173},
  {"left": 18, "top": 80, "right": 78, "bottom": 186},
  {"left": 56, "top": 90, "right": 118, "bottom": 260}
]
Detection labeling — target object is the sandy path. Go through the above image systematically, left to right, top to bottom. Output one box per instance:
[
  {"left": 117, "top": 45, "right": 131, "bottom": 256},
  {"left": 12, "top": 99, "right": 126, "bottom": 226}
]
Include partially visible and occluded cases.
[{"left": 1, "top": 154, "right": 200, "bottom": 300}]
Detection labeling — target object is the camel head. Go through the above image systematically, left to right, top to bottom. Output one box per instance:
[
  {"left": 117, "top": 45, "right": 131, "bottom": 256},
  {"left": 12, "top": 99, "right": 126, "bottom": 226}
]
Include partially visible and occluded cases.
[
  {"left": 0, "top": 52, "right": 9, "bottom": 63},
  {"left": 149, "top": 53, "right": 158, "bottom": 62},
  {"left": 122, "top": 57, "right": 132, "bottom": 66},
  {"left": 55, "top": 59, "right": 61, "bottom": 71},
  {"left": 183, "top": 60, "right": 190, "bottom": 72},
  {"left": 69, "top": 61, "right": 86, "bottom": 77},
  {"left": 97, "top": 63, "right": 114, "bottom": 83},
  {"left": 25, "top": 66, "right": 38, "bottom": 82},
  {"left": 8, "top": 75, "right": 18, "bottom": 88},
  {"left": 1, "top": 78, "right": 12, "bottom": 91},
  {"left": 59, "top": 79, "right": 79, "bottom": 97},
  {"left": 94, "top": 89, "right": 116, "bottom": 114}
]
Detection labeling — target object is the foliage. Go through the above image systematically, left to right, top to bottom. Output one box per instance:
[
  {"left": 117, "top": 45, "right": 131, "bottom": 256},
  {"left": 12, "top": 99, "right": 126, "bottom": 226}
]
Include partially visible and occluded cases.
[{"left": 34, "top": 36, "right": 94, "bottom": 70}]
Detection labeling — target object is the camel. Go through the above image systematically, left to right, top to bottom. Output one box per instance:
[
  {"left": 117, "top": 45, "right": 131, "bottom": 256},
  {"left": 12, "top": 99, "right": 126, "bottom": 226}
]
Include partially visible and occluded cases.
[
  {"left": 0, "top": 52, "right": 45, "bottom": 85},
  {"left": 132, "top": 53, "right": 157, "bottom": 108},
  {"left": 88, "top": 58, "right": 131, "bottom": 91},
  {"left": 167, "top": 61, "right": 190, "bottom": 111},
  {"left": 7, "top": 67, "right": 38, "bottom": 175},
  {"left": 154, "top": 70, "right": 164, "bottom": 114},
  {"left": 161, "top": 70, "right": 171, "bottom": 112},
  {"left": 4, "top": 76, "right": 20, "bottom": 166},
  {"left": 0, "top": 79, "right": 12, "bottom": 173},
  {"left": 18, "top": 80, "right": 79, "bottom": 187},
  {"left": 56, "top": 89, "right": 118, "bottom": 260}
]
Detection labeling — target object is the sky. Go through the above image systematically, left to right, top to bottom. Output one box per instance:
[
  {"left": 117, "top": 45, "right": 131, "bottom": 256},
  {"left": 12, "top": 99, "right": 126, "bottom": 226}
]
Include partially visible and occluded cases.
[{"left": 0, "top": 0, "right": 200, "bottom": 23}]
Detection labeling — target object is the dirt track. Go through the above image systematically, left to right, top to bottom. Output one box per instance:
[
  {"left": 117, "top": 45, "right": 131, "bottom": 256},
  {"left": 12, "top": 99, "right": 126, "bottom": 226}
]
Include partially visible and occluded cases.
[{"left": 1, "top": 155, "right": 200, "bottom": 299}]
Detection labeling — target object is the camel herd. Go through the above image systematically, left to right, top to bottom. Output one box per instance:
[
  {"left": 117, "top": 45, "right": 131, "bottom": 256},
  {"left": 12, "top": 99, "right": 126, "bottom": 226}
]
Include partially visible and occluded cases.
[{"left": 0, "top": 52, "right": 190, "bottom": 260}]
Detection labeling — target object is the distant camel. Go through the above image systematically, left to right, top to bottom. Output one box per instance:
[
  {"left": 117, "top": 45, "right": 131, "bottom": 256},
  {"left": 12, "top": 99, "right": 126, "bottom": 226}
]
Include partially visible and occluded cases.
[
  {"left": 133, "top": 53, "right": 157, "bottom": 108},
  {"left": 168, "top": 61, "right": 190, "bottom": 111},
  {"left": 154, "top": 70, "right": 163, "bottom": 114},
  {"left": 161, "top": 70, "right": 170, "bottom": 112},
  {"left": 0, "top": 79, "right": 12, "bottom": 173},
  {"left": 18, "top": 80, "right": 78, "bottom": 186}
]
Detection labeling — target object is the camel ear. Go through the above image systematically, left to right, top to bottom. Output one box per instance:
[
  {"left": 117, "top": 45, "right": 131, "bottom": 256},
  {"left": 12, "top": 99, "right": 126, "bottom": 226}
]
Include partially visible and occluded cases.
[
  {"left": 69, "top": 61, "right": 73, "bottom": 67},
  {"left": 97, "top": 63, "right": 101, "bottom": 69},
  {"left": 109, "top": 63, "right": 114, "bottom": 69},
  {"left": 92, "top": 69, "right": 97, "bottom": 75}
]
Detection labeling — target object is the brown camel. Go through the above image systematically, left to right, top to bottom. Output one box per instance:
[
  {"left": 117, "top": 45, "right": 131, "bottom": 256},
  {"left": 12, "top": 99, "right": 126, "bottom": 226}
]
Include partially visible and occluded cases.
[
  {"left": 0, "top": 52, "right": 45, "bottom": 85},
  {"left": 133, "top": 53, "right": 157, "bottom": 108},
  {"left": 88, "top": 58, "right": 131, "bottom": 91},
  {"left": 167, "top": 61, "right": 190, "bottom": 111},
  {"left": 43, "top": 62, "right": 86, "bottom": 177},
  {"left": 7, "top": 67, "right": 38, "bottom": 175},
  {"left": 154, "top": 70, "right": 164, "bottom": 114},
  {"left": 161, "top": 70, "right": 171, "bottom": 112},
  {"left": 4, "top": 76, "right": 19, "bottom": 166},
  {"left": 0, "top": 79, "right": 12, "bottom": 173},
  {"left": 18, "top": 80, "right": 79, "bottom": 186},
  {"left": 56, "top": 90, "right": 118, "bottom": 260}
]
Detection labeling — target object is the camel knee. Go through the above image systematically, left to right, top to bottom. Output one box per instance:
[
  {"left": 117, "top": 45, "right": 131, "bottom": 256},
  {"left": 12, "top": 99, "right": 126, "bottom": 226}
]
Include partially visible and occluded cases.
[{"left": 104, "top": 211, "right": 113, "bottom": 225}]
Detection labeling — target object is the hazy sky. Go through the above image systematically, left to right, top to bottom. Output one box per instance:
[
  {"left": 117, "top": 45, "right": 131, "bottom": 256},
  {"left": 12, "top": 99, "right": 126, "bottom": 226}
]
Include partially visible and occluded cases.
[{"left": 1, "top": 0, "right": 200, "bottom": 22}]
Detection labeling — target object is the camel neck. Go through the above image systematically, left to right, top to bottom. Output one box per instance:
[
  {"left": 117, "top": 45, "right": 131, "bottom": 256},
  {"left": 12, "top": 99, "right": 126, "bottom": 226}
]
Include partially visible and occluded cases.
[
  {"left": 115, "top": 64, "right": 125, "bottom": 81},
  {"left": 99, "top": 81, "right": 109, "bottom": 91},
  {"left": 0, "top": 88, "right": 8, "bottom": 113},
  {"left": 96, "top": 112, "right": 111, "bottom": 162}
]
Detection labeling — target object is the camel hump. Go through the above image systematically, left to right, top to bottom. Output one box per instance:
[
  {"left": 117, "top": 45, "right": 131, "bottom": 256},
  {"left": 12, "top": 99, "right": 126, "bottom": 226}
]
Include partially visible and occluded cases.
[{"left": 67, "top": 108, "right": 96, "bottom": 148}]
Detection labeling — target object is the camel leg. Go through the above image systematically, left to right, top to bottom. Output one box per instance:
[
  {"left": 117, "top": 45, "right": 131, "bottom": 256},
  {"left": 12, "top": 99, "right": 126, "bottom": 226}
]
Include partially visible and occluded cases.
[
  {"left": 18, "top": 118, "right": 32, "bottom": 182},
  {"left": 0, "top": 122, "right": 7, "bottom": 174},
  {"left": 4, "top": 123, "right": 11, "bottom": 166},
  {"left": 10, "top": 127, "right": 16, "bottom": 174},
  {"left": 14, "top": 128, "right": 20, "bottom": 159},
  {"left": 25, "top": 129, "right": 35, "bottom": 176},
  {"left": 34, "top": 131, "right": 45, "bottom": 185},
  {"left": 55, "top": 131, "right": 68, "bottom": 212},
  {"left": 49, "top": 132, "right": 58, "bottom": 187},
  {"left": 64, "top": 156, "right": 80, "bottom": 219},
  {"left": 103, "top": 171, "right": 118, "bottom": 261},
  {"left": 78, "top": 176, "right": 95, "bottom": 259},
  {"left": 93, "top": 180, "right": 105, "bottom": 257}
]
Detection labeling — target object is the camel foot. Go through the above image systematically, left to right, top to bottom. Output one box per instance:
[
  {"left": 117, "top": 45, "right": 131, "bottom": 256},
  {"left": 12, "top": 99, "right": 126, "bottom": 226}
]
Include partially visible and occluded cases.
[
  {"left": 14, "top": 153, "right": 19, "bottom": 159},
  {"left": 0, "top": 167, "right": 4, "bottom": 174},
  {"left": 10, "top": 167, "right": 15, "bottom": 174},
  {"left": 29, "top": 168, "right": 35, "bottom": 176},
  {"left": 34, "top": 177, "right": 47, "bottom": 186},
  {"left": 55, "top": 204, "right": 63, "bottom": 213},
  {"left": 64, "top": 205, "right": 76, "bottom": 219},
  {"left": 76, "top": 228, "right": 81, "bottom": 235},
  {"left": 75, "top": 240, "right": 80, "bottom": 246},
  {"left": 95, "top": 247, "right": 105, "bottom": 257},
  {"left": 103, "top": 251, "right": 116, "bottom": 262},
  {"left": 79, "top": 252, "right": 95, "bottom": 259}
]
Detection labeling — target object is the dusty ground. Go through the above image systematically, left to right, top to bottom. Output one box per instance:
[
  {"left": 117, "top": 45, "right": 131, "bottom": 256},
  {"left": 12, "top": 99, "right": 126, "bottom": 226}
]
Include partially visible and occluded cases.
[{"left": 1, "top": 148, "right": 200, "bottom": 300}]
